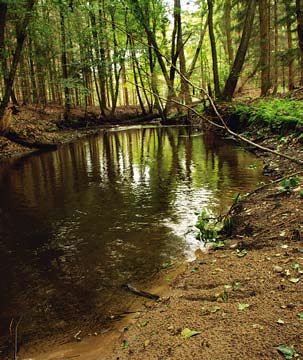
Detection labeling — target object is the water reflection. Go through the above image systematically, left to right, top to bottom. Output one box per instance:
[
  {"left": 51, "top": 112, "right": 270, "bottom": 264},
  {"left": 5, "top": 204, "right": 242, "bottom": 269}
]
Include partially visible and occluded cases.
[{"left": 0, "top": 126, "right": 265, "bottom": 348}]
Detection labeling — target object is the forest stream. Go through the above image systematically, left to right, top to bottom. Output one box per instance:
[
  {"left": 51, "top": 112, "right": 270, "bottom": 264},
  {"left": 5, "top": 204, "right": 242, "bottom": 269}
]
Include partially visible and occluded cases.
[{"left": 0, "top": 125, "right": 266, "bottom": 354}]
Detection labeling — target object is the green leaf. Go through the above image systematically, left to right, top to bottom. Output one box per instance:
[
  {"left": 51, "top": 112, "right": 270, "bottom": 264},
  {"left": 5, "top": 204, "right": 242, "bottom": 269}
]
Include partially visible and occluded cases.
[
  {"left": 236, "top": 249, "right": 248, "bottom": 257},
  {"left": 292, "top": 263, "right": 300, "bottom": 271},
  {"left": 233, "top": 281, "right": 241, "bottom": 287},
  {"left": 224, "top": 284, "right": 233, "bottom": 289},
  {"left": 238, "top": 303, "right": 250, "bottom": 311},
  {"left": 211, "top": 306, "right": 221, "bottom": 313},
  {"left": 298, "top": 312, "right": 303, "bottom": 320},
  {"left": 138, "top": 321, "right": 148, "bottom": 328},
  {"left": 181, "top": 328, "right": 201, "bottom": 339},
  {"left": 121, "top": 340, "right": 129, "bottom": 348},
  {"left": 277, "top": 345, "right": 297, "bottom": 359}
]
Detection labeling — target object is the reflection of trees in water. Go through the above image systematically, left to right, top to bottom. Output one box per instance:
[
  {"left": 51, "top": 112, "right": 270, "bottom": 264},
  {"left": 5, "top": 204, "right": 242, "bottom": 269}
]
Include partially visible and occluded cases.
[{"left": 0, "top": 127, "right": 265, "bottom": 348}]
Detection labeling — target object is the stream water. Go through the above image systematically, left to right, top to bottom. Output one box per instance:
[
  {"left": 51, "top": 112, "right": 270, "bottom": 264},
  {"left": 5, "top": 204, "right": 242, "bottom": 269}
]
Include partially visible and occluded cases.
[{"left": 0, "top": 126, "right": 266, "bottom": 348}]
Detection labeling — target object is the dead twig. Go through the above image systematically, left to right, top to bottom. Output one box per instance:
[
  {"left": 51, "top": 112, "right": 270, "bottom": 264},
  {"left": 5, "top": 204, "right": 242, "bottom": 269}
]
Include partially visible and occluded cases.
[{"left": 14, "top": 316, "right": 22, "bottom": 360}]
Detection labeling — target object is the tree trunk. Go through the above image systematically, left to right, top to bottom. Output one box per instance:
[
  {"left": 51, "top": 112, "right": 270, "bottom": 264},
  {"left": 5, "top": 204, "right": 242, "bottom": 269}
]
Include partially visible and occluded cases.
[
  {"left": 0, "top": 0, "right": 36, "bottom": 120},
  {"left": 59, "top": 0, "right": 71, "bottom": 121},
  {"left": 98, "top": 0, "right": 108, "bottom": 111},
  {"left": 175, "top": 0, "right": 191, "bottom": 105},
  {"left": 207, "top": 0, "right": 220, "bottom": 98},
  {"left": 222, "top": 0, "right": 257, "bottom": 101},
  {"left": 224, "top": 0, "right": 233, "bottom": 68},
  {"left": 259, "top": 0, "right": 271, "bottom": 96},
  {"left": 272, "top": 0, "right": 279, "bottom": 94},
  {"left": 285, "top": 0, "right": 295, "bottom": 90},
  {"left": 296, "top": 0, "right": 303, "bottom": 85},
  {"left": 0, "top": 2, "right": 8, "bottom": 82},
  {"left": 89, "top": 3, "right": 106, "bottom": 115},
  {"left": 187, "top": 15, "right": 208, "bottom": 78},
  {"left": 129, "top": 36, "right": 146, "bottom": 115}
]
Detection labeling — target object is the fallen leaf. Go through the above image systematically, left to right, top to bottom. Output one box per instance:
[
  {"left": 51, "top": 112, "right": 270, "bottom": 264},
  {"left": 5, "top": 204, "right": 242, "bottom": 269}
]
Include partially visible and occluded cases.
[
  {"left": 280, "top": 231, "right": 286, "bottom": 237},
  {"left": 236, "top": 249, "right": 248, "bottom": 257},
  {"left": 292, "top": 263, "right": 300, "bottom": 271},
  {"left": 273, "top": 265, "right": 283, "bottom": 273},
  {"left": 288, "top": 278, "right": 300, "bottom": 283},
  {"left": 224, "top": 284, "right": 233, "bottom": 289},
  {"left": 238, "top": 303, "right": 250, "bottom": 311},
  {"left": 211, "top": 306, "right": 221, "bottom": 313},
  {"left": 277, "top": 318, "right": 285, "bottom": 325},
  {"left": 138, "top": 321, "right": 148, "bottom": 328},
  {"left": 252, "top": 323, "right": 264, "bottom": 330},
  {"left": 181, "top": 328, "right": 201, "bottom": 339},
  {"left": 144, "top": 339, "right": 150, "bottom": 347},
  {"left": 121, "top": 340, "right": 129, "bottom": 348},
  {"left": 277, "top": 345, "right": 297, "bottom": 359}
]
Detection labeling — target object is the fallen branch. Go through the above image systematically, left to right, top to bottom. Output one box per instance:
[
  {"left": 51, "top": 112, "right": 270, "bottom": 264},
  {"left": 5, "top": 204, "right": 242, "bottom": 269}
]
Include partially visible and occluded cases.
[{"left": 122, "top": 283, "right": 159, "bottom": 300}]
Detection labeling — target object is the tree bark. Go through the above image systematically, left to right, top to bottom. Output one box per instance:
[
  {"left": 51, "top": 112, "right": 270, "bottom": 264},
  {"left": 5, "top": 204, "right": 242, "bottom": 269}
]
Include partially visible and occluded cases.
[
  {"left": 0, "top": 0, "right": 36, "bottom": 120},
  {"left": 59, "top": 0, "right": 71, "bottom": 121},
  {"left": 207, "top": 0, "right": 220, "bottom": 98},
  {"left": 222, "top": 0, "right": 257, "bottom": 101},
  {"left": 224, "top": 0, "right": 233, "bottom": 68},
  {"left": 259, "top": 0, "right": 271, "bottom": 96},
  {"left": 272, "top": 0, "right": 279, "bottom": 94},
  {"left": 285, "top": 0, "right": 295, "bottom": 90},
  {"left": 296, "top": 0, "right": 303, "bottom": 85},
  {"left": 0, "top": 2, "right": 7, "bottom": 82}
]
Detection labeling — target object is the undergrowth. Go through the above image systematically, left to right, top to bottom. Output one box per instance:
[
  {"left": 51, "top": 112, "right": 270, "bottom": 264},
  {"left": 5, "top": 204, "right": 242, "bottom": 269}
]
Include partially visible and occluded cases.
[
  {"left": 232, "top": 99, "right": 303, "bottom": 133},
  {"left": 195, "top": 208, "right": 233, "bottom": 249}
]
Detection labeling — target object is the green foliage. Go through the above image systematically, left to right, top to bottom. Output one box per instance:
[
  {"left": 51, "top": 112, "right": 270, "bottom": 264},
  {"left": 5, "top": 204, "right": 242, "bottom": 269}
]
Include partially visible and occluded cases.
[
  {"left": 232, "top": 99, "right": 303, "bottom": 133},
  {"left": 280, "top": 177, "right": 300, "bottom": 191},
  {"left": 195, "top": 208, "right": 223, "bottom": 243},
  {"left": 195, "top": 209, "right": 233, "bottom": 246},
  {"left": 181, "top": 328, "right": 201, "bottom": 339},
  {"left": 277, "top": 345, "right": 297, "bottom": 359}
]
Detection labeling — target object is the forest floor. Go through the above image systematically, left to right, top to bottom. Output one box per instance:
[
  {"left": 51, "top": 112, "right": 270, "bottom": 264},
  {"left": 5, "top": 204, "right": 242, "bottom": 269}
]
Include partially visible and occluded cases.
[{"left": 1, "top": 102, "right": 303, "bottom": 360}]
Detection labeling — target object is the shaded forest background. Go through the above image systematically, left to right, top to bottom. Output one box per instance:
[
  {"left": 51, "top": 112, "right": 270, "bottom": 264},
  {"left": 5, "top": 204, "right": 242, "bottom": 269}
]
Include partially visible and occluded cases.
[{"left": 0, "top": 0, "right": 303, "bottom": 121}]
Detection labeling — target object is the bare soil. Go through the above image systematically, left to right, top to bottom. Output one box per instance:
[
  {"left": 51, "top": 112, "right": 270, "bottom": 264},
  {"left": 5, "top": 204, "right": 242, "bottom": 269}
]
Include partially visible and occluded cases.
[{"left": 1, "top": 105, "right": 303, "bottom": 360}]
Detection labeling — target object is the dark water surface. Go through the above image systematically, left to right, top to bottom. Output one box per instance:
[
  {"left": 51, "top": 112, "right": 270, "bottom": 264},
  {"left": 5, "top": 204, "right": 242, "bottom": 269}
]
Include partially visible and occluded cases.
[{"left": 0, "top": 126, "right": 265, "bottom": 346}]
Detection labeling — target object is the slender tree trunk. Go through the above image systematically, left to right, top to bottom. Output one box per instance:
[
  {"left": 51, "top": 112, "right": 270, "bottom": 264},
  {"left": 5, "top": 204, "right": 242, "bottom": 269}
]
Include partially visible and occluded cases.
[
  {"left": 0, "top": 0, "right": 36, "bottom": 120},
  {"left": 59, "top": 0, "right": 70, "bottom": 120},
  {"left": 98, "top": 0, "right": 108, "bottom": 111},
  {"left": 175, "top": 0, "right": 191, "bottom": 105},
  {"left": 207, "top": 0, "right": 220, "bottom": 98},
  {"left": 222, "top": 0, "right": 257, "bottom": 101},
  {"left": 224, "top": 0, "right": 233, "bottom": 68},
  {"left": 259, "top": 0, "right": 271, "bottom": 96},
  {"left": 273, "top": 0, "right": 279, "bottom": 94},
  {"left": 285, "top": 0, "right": 295, "bottom": 90},
  {"left": 296, "top": 0, "right": 303, "bottom": 85},
  {"left": 0, "top": 2, "right": 8, "bottom": 85},
  {"left": 89, "top": 3, "right": 106, "bottom": 115},
  {"left": 187, "top": 15, "right": 208, "bottom": 78},
  {"left": 129, "top": 36, "right": 146, "bottom": 115},
  {"left": 28, "top": 38, "right": 38, "bottom": 103},
  {"left": 121, "top": 61, "right": 129, "bottom": 107}
]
